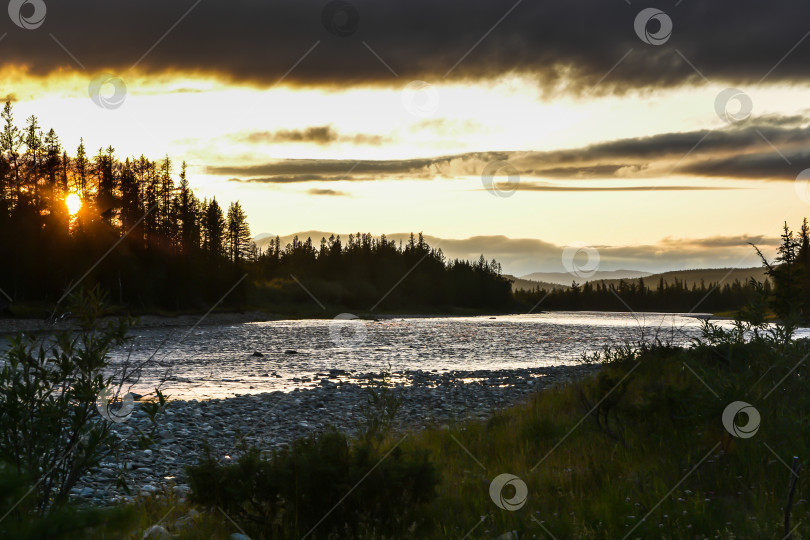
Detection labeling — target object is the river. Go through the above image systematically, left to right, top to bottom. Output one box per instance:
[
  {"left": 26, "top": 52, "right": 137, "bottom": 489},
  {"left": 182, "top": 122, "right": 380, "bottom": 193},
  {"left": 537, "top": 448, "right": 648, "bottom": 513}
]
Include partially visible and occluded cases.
[{"left": 108, "top": 311, "right": 809, "bottom": 400}]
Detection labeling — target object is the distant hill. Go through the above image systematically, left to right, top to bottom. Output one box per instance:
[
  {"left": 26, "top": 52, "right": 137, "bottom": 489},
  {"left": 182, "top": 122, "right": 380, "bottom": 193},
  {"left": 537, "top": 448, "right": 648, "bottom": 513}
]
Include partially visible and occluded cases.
[
  {"left": 253, "top": 233, "right": 274, "bottom": 243},
  {"left": 509, "top": 267, "right": 767, "bottom": 293},
  {"left": 595, "top": 267, "right": 767, "bottom": 289},
  {"left": 520, "top": 270, "right": 652, "bottom": 286},
  {"left": 504, "top": 275, "right": 568, "bottom": 292}
]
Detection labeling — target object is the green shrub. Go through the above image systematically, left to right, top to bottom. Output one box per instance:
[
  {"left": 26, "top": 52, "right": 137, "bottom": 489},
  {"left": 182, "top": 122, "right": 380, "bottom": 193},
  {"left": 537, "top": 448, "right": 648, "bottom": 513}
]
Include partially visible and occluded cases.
[
  {"left": 0, "top": 287, "right": 138, "bottom": 536},
  {"left": 187, "top": 430, "right": 439, "bottom": 539}
]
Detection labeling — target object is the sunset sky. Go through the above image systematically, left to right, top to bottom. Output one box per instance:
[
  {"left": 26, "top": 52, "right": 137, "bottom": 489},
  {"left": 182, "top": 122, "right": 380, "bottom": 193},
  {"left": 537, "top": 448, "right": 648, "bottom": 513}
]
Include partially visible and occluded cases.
[{"left": 2, "top": 0, "right": 807, "bottom": 275}]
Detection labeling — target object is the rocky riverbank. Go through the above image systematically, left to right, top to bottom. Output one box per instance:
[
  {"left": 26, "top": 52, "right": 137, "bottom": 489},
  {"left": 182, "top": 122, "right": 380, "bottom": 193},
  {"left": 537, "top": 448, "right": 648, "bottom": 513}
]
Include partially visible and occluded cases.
[{"left": 71, "top": 363, "right": 599, "bottom": 506}]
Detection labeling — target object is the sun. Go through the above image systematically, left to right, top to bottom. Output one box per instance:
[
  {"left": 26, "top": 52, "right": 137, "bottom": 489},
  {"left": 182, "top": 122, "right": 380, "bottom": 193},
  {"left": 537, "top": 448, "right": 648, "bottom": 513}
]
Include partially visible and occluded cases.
[{"left": 65, "top": 193, "right": 82, "bottom": 215}]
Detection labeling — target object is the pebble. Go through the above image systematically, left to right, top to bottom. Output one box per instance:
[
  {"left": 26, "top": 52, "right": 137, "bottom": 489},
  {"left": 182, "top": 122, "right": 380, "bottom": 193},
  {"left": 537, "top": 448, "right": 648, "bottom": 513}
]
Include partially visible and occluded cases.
[{"left": 70, "top": 364, "right": 598, "bottom": 506}]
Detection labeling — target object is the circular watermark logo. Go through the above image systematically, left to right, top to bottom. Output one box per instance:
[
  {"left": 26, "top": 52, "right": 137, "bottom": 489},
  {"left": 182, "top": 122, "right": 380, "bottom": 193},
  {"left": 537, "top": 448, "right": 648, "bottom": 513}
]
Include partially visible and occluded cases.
[
  {"left": 8, "top": 0, "right": 46, "bottom": 30},
  {"left": 321, "top": 0, "right": 359, "bottom": 37},
  {"left": 634, "top": 8, "right": 672, "bottom": 46},
  {"left": 89, "top": 73, "right": 127, "bottom": 110},
  {"left": 401, "top": 80, "right": 439, "bottom": 118},
  {"left": 714, "top": 88, "right": 752, "bottom": 124},
  {"left": 481, "top": 161, "right": 519, "bottom": 198},
  {"left": 795, "top": 168, "right": 810, "bottom": 204},
  {"left": 561, "top": 243, "right": 600, "bottom": 279},
  {"left": 329, "top": 313, "right": 367, "bottom": 348},
  {"left": 96, "top": 387, "right": 135, "bottom": 423},
  {"left": 722, "top": 401, "right": 760, "bottom": 439},
  {"left": 489, "top": 473, "right": 528, "bottom": 511}
]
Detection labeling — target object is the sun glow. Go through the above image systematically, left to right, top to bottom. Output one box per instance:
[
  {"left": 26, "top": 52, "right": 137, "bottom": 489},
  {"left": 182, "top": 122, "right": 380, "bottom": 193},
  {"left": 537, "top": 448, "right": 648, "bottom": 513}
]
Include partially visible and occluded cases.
[{"left": 65, "top": 193, "right": 82, "bottom": 216}]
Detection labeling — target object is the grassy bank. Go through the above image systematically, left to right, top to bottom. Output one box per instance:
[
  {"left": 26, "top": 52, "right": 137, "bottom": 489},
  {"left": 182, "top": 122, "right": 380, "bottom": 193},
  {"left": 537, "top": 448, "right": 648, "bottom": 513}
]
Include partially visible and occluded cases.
[{"left": 59, "top": 320, "right": 803, "bottom": 539}]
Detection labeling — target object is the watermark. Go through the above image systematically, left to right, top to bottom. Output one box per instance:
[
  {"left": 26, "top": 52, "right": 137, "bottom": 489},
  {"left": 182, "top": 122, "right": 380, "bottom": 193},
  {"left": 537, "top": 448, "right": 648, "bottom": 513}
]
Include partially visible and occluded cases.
[
  {"left": 8, "top": 0, "right": 46, "bottom": 30},
  {"left": 321, "top": 0, "right": 359, "bottom": 37},
  {"left": 634, "top": 8, "right": 672, "bottom": 46},
  {"left": 89, "top": 73, "right": 127, "bottom": 110},
  {"left": 401, "top": 80, "right": 440, "bottom": 118},
  {"left": 714, "top": 88, "right": 752, "bottom": 124},
  {"left": 481, "top": 161, "right": 519, "bottom": 198},
  {"left": 794, "top": 168, "right": 810, "bottom": 204},
  {"left": 561, "top": 242, "right": 600, "bottom": 280},
  {"left": 329, "top": 313, "right": 367, "bottom": 348},
  {"left": 96, "top": 387, "right": 135, "bottom": 423},
  {"left": 722, "top": 401, "right": 760, "bottom": 439},
  {"left": 489, "top": 473, "right": 528, "bottom": 511}
]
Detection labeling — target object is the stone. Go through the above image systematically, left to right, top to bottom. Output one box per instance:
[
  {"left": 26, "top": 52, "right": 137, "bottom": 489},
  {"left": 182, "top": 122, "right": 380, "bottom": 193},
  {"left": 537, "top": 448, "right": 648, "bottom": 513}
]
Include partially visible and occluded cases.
[
  {"left": 251, "top": 351, "right": 263, "bottom": 357},
  {"left": 68, "top": 363, "right": 600, "bottom": 505}
]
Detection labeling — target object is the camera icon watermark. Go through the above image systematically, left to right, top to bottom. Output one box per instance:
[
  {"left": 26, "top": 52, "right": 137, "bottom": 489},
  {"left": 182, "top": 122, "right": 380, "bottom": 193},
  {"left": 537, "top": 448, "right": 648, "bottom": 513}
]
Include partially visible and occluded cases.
[
  {"left": 8, "top": 0, "right": 46, "bottom": 30},
  {"left": 321, "top": 0, "right": 359, "bottom": 37},
  {"left": 634, "top": 8, "right": 672, "bottom": 46},
  {"left": 89, "top": 73, "right": 127, "bottom": 110},
  {"left": 401, "top": 80, "right": 440, "bottom": 118},
  {"left": 714, "top": 88, "right": 752, "bottom": 124},
  {"left": 481, "top": 160, "right": 519, "bottom": 198},
  {"left": 794, "top": 168, "right": 810, "bottom": 204},
  {"left": 562, "top": 243, "right": 600, "bottom": 280},
  {"left": 329, "top": 313, "right": 367, "bottom": 348},
  {"left": 96, "top": 387, "right": 135, "bottom": 423},
  {"left": 722, "top": 401, "right": 760, "bottom": 439},
  {"left": 489, "top": 473, "right": 528, "bottom": 511}
]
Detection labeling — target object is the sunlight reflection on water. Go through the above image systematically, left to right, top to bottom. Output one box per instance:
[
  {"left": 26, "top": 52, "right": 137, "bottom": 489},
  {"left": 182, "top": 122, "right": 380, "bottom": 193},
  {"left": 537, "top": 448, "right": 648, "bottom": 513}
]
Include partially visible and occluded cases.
[{"left": 107, "top": 311, "right": 808, "bottom": 400}]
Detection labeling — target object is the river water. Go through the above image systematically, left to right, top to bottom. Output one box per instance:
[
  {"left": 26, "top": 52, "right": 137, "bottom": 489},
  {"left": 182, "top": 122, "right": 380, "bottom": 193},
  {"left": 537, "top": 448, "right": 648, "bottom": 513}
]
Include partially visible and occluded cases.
[{"left": 107, "top": 311, "right": 809, "bottom": 400}]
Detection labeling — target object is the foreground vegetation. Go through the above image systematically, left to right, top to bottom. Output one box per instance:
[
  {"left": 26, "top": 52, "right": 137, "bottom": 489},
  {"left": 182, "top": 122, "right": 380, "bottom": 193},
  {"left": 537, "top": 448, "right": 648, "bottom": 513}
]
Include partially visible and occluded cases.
[
  {"left": 3, "top": 308, "right": 808, "bottom": 538},
  {"left": 141, "top": 322, "right": 808, "bottom": 539}
]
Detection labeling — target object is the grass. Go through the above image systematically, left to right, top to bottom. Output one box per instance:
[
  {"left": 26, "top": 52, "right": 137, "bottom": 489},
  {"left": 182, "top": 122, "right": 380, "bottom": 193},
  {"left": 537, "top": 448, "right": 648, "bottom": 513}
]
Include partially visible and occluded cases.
[{"left": 79, "top": 327, "right": 810, "bottom": 539}]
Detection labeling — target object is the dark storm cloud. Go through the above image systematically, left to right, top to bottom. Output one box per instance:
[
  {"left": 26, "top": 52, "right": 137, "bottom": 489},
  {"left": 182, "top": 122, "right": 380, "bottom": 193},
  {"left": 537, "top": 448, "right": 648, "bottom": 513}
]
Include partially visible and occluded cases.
[
  {"left": 4, "top": 1, "right": 810, "bottom": 91},
  {"left": 218, "top": 115, "right": 810, "bottom": 183},
  {"left": 679, "top": 150, "right": 810, "bottom": 179}
]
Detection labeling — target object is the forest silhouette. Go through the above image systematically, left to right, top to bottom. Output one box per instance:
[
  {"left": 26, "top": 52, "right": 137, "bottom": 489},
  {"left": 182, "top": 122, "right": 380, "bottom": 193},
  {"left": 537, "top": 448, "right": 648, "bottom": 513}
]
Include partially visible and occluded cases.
[{"left": 0, "top": 102, "right": 513, "bottom": 314}]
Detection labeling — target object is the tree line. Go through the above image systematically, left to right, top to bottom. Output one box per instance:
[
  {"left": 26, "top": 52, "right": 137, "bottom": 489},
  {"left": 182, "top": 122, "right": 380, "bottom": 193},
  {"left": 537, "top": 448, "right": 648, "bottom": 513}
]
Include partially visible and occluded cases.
[
  {"left": 0, "top": 102, "right": 512, "bottom": 314},
  {"left": 514, "top": 219, "right": 810, "bottom": 319},
  {"left": 253, "top": 232, "right": 512, "bottom": 310},
  {"left": 513, "top": 275, "right": 767, "bottom": 313}
]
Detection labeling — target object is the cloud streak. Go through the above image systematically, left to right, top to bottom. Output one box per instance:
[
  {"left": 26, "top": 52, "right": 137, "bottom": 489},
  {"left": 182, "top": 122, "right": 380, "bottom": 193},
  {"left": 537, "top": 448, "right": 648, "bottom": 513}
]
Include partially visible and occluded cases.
[
  {"left": 217, "top": 115, "right": 810, "bottom": 184},
  {"left": 235, "top": 126, "right": 386, "bottom": 146},
  {"left": 307, "top": 188, "right": 350, "bottom": 196}
]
